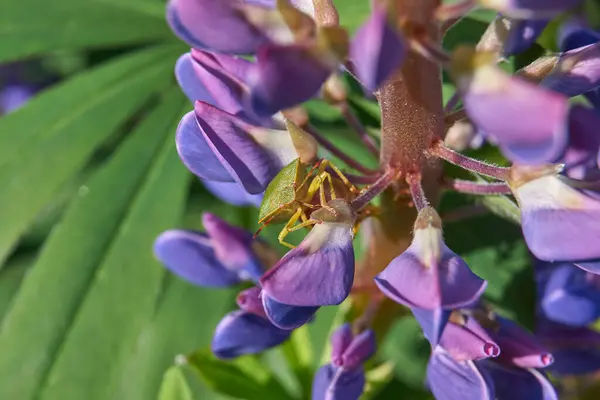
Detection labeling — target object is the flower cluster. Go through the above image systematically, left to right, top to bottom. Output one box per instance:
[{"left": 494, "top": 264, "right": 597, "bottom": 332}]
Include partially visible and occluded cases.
[{"left": 155, "top": 0, "right": 600, "bottom": 399}]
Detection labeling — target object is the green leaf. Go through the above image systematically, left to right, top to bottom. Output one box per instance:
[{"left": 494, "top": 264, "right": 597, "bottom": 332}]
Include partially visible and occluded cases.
[
  {"left": 0, "top": 0, "right": 173, "bottom": 63},
  {"left": 333, "top": 0, "right": 369, "bottom": 32},
  {"left": 0, "top": 45, "right": 178, "bottom": 264},
  {"left": 0, "top": 89, "right": 188, "bottom": 400},
  {"left": 37, "top": 107, "right": 192, "bottom": 400},
  {"left": 0, "top": 254, "right": 32, "bottom": 321},
  {"left": 111, "top": 276, "right": 235, "bottom": 400},
  {"left": 281, "top": 326, "right": 314, "bottom": 398},
  {"left": 187, "top": 349, "right": 291, "bottom": 400},
  {"left": 158, "top": 365, "right": 194, "bottom": 400}
]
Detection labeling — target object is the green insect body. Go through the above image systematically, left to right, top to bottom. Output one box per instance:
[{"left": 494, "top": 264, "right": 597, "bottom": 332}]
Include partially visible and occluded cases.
[{"left": 258, "top": 158, "right": 312, "bottom": 225}]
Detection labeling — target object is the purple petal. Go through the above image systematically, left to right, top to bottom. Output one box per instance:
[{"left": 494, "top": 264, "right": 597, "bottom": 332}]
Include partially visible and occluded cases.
[
  {"left": 166, "top": 0, "right": 270, "bottom": 54},
  {"left": 350, "top": 8, "right": 405, "bottom": 91},
  {"left": 559, "top": 18, "right": 600, "bottom": 52},
  {"left": 504, "top": 19, "right": 548, "bottom": 56},
  {"left": 542, "top": 42, "right": 600, "bottom": 97},
  {"left": 247, "top": 44, "right": 333, "bottom": 116},
  {"left": 189, "top": 50, "right": 250, "bottom": 118},
  {"left": 175, "top": 53, "right": 217, "bottom": 104},
  {"left": 456, "top": 63, "right": 570, "bottom": 164},
  {"left": 0, "top": 85, "right": 34, "bottom": 113},
  {"left": 195, "top": 101, "right": 292, "bottom": 194},
  {"left": 560, "top": 105, "right": 600, "bottom": 176},
  {"left": 175, "top": 111, "right": 233, "bottom": 182},
  {"left": 510, "top": 172, "right": 600, "bottom": 261},
  {"left": 202, "top": 180, "right": 264, "bottom": 207},
  {"left": 375, "top": 208, "right": 486, "bottom": 310},
  {"left": 202, "top": 213, "right": 264, "bottom": 281},
  {"left": 260, "top": 220, "right": 355, "bottom": 306},
  {"left": 153, "top": 230, "right": 240, "bottom": 287},
  {"left": 574, "top": 259, "right": 600, "bottom": 274},
  {"left": 539, "top": 262, "right": 600, "bottom": 326},
  {"left": 236, "top": 287, "right": 267, "bottom": 318},
  {"left": 261, "top": 294, "right": 318, "bottom": 329},
  {"left": 411, "top": 307, "right": 451, "bottom": 348},
  {"left": 211, "top": 310, "right": 290, "bottom": 359},
  {"left": 440, "top": 317, "right": 500, "bottom": 362},
  {"left": 488, "top": 317, "right": 553, "bottom": 369},
  {"left": 331, "top": 324, "right": 353, "bottom": 366},
  {"left": 340, "top": 329, "right": 376, "bottom": 370},
  {"left": 547, "top": 348, "right": 600, "bottom": 376},
  {"left": 426, "top": 351, "right": 495, "bottom": 400},
  {"left": 485, "top": 362, "right": 558, "bottom": 400},
  {"left": 312, "top": 365, "right": 365, "bottom": 400}
]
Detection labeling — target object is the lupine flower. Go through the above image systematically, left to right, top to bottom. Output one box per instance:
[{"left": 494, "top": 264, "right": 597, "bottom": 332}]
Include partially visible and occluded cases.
[
  {"left": 156, "top": 0, "right": 600, "bottom": 398},
  {"left": 349, "top": 6, "right": 406, "bottom": 91},
  {"left": 451, "top": 48, "right": 572, "bottom": 164},
  {"left": 507, "top": 165, "right": 600, "bottom": 262},
  {"left": 260, "top": 199, "right": 356, "bottom": 307},
  {"left": 375, "top": 207, "right": 486, "bottom": 344},
  {"left": 154, "top": 213, "right": 265, "bottom": 286},
  {"left": 537, "top": 261, "right": 600, "bottom": 326},
  {"left": 211, "top": 309, "right": 291, "bottom": 359},
  {"left": 537, "top": 318, "right": 600, "bottom": 376},
  {"left": 312, "top": 324, "right": 375, "bottom": 400}
]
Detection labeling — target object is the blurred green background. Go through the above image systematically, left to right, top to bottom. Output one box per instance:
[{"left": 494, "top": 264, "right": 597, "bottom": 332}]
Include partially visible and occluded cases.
[{"left": 0, "top": 0, "right": 548, "bottom": 399}]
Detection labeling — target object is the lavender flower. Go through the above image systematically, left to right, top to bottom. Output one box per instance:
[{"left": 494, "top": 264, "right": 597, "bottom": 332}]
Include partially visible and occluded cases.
[
  {"left": 154, "top": 0, "right": 600, "bottom": 398},
  {"left": 312, "top": 324, "right": 375, "bottom": 400}
]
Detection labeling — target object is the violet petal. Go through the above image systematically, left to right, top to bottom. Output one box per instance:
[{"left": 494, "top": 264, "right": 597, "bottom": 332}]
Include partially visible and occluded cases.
[
  {"left": 350, "top": 8, "right": 406, "bottom": 91},
  {"left": 175, "top": 111, "right": 233, "bottom": 182},
  {"left": 153, "top": 230, "right": 240, "bottom": 287},
  {"left": 262, "top": 294, "right": 318, "bottom": 330},
  {"left": 211, "top": 310, "right": 290, "bottom": 359},
  {"left": 312, "top": 364, "right": 365, "bottom": 400}
]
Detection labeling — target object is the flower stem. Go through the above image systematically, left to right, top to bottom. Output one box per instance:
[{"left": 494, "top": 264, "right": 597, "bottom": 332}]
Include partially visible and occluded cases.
[
  {"left": 340, "top": 103, "right": 380, "bottom": 157},
  {"left": 304, "top": 124, "right": 380, "bottom": 175},
  {"left": 430, "top": 141, "right": 510, "bottom": 180},
  {"left": 351, "top": 171, "right": 395, "bottom": 212},
  {"left": 407, "top": 175, "right": 429, "bottom": 211},
  {"left": 446, "top": 179, "right": 512, "bottom": 195}
]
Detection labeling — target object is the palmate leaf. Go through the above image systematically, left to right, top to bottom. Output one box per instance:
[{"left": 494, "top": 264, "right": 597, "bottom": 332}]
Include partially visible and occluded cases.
[
  {"left": 0, "top": 0, "right": 173, "bottom": 63},
  {"left": 0, "top": 44, "right": 181, "bottom": 265},
  {"left": 0, "top": 87, "right": 189, "bottom": 398}
]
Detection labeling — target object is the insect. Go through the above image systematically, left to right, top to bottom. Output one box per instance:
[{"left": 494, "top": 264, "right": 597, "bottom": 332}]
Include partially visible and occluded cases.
[{"left": 255, "top": 158, "right": 359, "bottom": 248}]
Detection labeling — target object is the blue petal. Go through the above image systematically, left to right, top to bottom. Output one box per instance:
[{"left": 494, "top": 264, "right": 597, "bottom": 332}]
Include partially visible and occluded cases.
[
  {"left": 175, "top": 53, "right": 217, "bottom": 104},
  {"left": 175, "top": 111, "right": 233, "bottom": 182},
  {"left": 202, "top": 179, "right": 264, "bottom": 207},
  {"left": 153, "top": 230, "right": 240, "bottom": 287},
  {"left": 262, "top": 294, "right": 318, "bottom": 330},
  {"left": 411, "top": 307, "right": 451, "bottom": 348},
  {"left": 211, "top": 310, "right": 290, "bottom": 359},
  {"left": 426, "top": 351, "right": 495, "bottom": 400},
  {"left": 485, "top": 362, "right": 558, "bottom": 400},
  {"left": 312, "top": 364, "right": 365, "bottom": 400}
]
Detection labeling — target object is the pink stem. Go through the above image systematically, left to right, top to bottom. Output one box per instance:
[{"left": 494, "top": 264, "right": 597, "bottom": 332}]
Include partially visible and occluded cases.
[
  {"left": 444, "top": 92, "right": 461, "bottom": 114},
  {"left": 340, "top": 103, "right": 380, "bottom": 157},
  {"left": 304, "top": 124, "right": 380, "bottom": 175},
  {"left": 430, "top": 142, "right": 510, "bottom": 180},
  {"left": 351, "top": 171, "right": 395, "bottom": 212},
  {"left": 407, "top": 175, "right": 429, "bottom": 211},
  {"left": 446, "top": 179, "right": 512, "bottom": 195},
  {"left": 441, "top": 204, "right": 489, "bottom": 223}
]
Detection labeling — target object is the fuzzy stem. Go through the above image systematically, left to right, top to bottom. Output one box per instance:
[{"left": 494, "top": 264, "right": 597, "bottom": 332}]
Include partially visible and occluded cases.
[
  {"left": 378, "top": 0, "right": 444, "bottom": 173},
  {"left": 340, "top": 103, "right": 380, "bottom": 157},
  {"left": 304, "top": 124, "right": 380, "bottom": 175},
  {"left": 430, "top": 142, "right": 510, "bottom": 180},
  {"left": 351, "top": 171, "right": 395, "bottom": 212},
  {"left": 345, "top": 173, "right": 383, "bottom": 185},
  {"left": 407, "top": 175, "right": 429, "bottom": 211},
  {"left": 446, "top": 179, "right": 512, "bottom": 195},
  {"left": 441, "top": 204, "right": 489, "bottom": 223}
]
